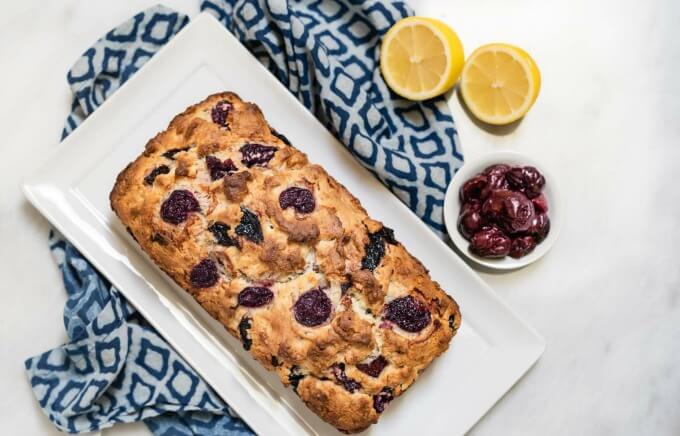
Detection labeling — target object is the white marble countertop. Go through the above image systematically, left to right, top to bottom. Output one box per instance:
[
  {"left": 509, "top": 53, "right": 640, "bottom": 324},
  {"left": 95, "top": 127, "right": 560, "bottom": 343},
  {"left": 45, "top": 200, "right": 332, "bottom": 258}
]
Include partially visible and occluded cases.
[{"left": 1, "top": 1, "right": 678, "bottom": 435}]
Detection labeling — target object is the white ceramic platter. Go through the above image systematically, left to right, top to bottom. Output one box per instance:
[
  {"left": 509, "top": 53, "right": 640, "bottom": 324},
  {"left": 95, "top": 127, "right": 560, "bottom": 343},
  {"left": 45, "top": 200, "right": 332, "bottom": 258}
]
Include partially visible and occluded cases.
[{"left": 23, "top": 13, "right": 544, "bottom": 436}]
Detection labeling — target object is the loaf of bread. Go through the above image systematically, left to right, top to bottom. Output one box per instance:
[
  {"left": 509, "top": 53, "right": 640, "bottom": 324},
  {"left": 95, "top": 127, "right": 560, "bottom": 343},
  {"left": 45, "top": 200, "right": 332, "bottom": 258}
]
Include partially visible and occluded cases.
[{"left": 110, "top": 92, "right": 461, "bottom": 433}]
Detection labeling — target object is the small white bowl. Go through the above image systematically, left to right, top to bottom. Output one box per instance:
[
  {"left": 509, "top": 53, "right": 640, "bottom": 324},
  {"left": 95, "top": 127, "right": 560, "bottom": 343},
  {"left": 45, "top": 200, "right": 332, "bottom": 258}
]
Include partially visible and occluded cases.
[{"left": 444, "top": 151, "right": 562, "bottom": 270}]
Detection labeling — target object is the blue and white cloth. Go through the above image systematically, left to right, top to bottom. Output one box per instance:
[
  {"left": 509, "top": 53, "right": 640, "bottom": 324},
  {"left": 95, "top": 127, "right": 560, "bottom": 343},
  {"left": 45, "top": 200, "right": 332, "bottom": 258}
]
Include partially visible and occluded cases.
[{"left": 26, "top": 1, "right": 463, "bottom": 434}]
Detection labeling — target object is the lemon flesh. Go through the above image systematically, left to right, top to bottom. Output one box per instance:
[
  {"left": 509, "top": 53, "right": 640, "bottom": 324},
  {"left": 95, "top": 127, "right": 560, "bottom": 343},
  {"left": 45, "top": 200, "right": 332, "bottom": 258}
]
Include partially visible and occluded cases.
[
  {"left": 380, "top": 17, "right": 464, "bottom": 101},
  {"left": 460, "top": 43, "right": 541, "bottom": 125}
]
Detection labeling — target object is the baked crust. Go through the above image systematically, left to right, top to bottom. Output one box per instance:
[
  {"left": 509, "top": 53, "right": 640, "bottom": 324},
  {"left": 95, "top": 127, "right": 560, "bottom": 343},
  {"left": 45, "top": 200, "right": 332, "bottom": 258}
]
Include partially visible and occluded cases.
[{"left": 110, "top": 92, "right": 461, "bottom": 433}]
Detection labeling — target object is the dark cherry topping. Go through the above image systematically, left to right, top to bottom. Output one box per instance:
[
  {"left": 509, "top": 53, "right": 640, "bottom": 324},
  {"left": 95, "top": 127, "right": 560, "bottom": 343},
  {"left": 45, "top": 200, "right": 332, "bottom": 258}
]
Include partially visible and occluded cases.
[
  {"left": 211, "top": 100, "right": 232, "bottom": 127},
  {"left": 270, "top": 127, "right": 291, "bottom": 146},
  {"left": 240, "top": 143, "right": 277, "bottom": 167},
  {"left": 162, "top": 147, "right": 190, "bottom": 160},
  {"left": 205, "top": 155, "right": 237, "bottom": 180},
  {"left": 144, "top": 165, "right": 170, "bottom": 186},
  {"left": 460, "top": 174, "right": 488, "bottom": 202},
  {"left": 279, "top": 187, "right": 315, "bottom": 214},
  {"left": 160, "top": 189, "right": 200, "bottom": 224},
  {"left": 457, "top": 199, "right": 485, "bottom": 241},
  {"left": 235, "top": 207, "right": 264, "bottom": 243},
  {"left": 208, "top": 222, "right": 239, "bottom": 247},
  {"left": 361, "top": 226, "right": 397, "bottom": 271},
  {"left": 377, "top": 226, "right": 397, "bottom": 244},
  {"left": 470, "top": 226, "right": 511, "bottom": 258},
  {"left": 509, "top": 235, "right": 537, "bottom": 259},
  {"left": 189, "top": 258, "right": 219, "bottom": 288},
  {"left": 238, "top": 286, "right": 274, "bottom": 307},
  {"left": 293, "top": 288, "right": 332, "bottom": 327},
  {"left": 383, "top": 296, "right": 431, "bottom": 333},
  {"left": 448, "top": 314, "right": 457, "bottom": 331},
  {"left": 238, "top": 316, "right": 252, "bottom": 351},
  {"left": 356, "top": 355, "right": 388, "bottom": 378},
  {"left": 332, "top": 363, "right": 362, "bottom": 393},
  {"left": 288, "top": 366, "right": 305, "bottom": 392},
  {"left": 373, "top": 387, "right": 394, "bottom": 413}
]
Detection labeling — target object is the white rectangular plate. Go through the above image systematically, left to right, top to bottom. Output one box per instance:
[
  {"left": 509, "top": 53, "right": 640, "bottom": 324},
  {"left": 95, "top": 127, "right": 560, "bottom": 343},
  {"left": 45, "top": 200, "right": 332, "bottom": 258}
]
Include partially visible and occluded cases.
[{"left": 23, "top": 13, "right": 544, "bottom": 436}]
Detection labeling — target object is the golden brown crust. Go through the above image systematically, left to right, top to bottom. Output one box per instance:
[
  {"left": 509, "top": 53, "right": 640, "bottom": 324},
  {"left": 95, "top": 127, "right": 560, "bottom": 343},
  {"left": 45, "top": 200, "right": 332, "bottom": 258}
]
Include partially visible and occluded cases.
[{"left": 110, "top": 92, "right": 462, "bottom": 433}]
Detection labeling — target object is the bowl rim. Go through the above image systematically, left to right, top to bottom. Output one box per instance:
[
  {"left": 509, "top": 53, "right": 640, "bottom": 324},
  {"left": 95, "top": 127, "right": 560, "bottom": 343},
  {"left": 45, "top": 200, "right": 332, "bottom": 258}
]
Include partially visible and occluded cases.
[{"left": 444, "top": 150, "right": 562, "bottom": 270}]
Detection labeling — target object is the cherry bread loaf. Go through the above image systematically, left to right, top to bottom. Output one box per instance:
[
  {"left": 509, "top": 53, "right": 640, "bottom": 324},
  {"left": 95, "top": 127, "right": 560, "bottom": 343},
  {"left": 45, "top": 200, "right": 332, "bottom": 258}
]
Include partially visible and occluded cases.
[{"left": 110, "top": 92, "right": 461, "bottom": 433}]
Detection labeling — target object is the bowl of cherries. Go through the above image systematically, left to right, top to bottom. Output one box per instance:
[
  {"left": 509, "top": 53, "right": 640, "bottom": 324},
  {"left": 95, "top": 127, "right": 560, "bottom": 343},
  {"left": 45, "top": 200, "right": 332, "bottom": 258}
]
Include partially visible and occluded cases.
[{"left": 444, "top": 151, "right": 561, "bottom": 270}]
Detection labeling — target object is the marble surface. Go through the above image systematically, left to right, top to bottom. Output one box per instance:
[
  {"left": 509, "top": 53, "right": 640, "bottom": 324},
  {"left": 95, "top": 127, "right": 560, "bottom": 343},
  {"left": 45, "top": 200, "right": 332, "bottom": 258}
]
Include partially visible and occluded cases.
[{"left": 1, "top": 0, "right": 679, "bottom": 435}]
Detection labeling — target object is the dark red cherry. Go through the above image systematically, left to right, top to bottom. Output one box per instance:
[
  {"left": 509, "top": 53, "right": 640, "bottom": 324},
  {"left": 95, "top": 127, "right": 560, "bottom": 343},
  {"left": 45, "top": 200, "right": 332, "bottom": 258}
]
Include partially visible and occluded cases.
[
  {"left": 211, "top": 100, "right": 232, "bottom": 127},
  {"left": 240, "top": 143, "right": 277, "bottom": 167},
  {"left": 162, "top": 147, "right": 190, "bottom": 160},
  {"left": 205, "top": 155, "right": 237, "bottom": 180},
  {"left": 481, "top": 164, "right": 511, "bottom": 197},
  {"left": 484, "top": 164, "right": 511, "bottom": 175},
  {"left": 144, "top": 165, "right": 170, "bottom": 186},
  {"left": 506, "top": 166, "right": 545, "bottom": 198},
  {"left": 505, "top": 167, "right": 525, "bottom": 189},
  {"left": 460, "top": 174, "right": 488, "bottom": 202},
  {"left": 279, "top": 187, "right": 315, "bottom": 214},
  {"left": 480, "top": 188, "right": 507, "bottom": 220},
  {"left": 482, "top": 189, "right": 535, "bottom": 234},
  {"left": 160, "top": 190, "right": 200, "bottom": 224},
  {"left": 502, "top": 192, "right": 535, "bottom": 234},
  {"left": 531, "top": 193, "right": 549, "bottom": 213},
  {"left": 458, "top": 200, "right": 484, "bottom": 240},
  {"left": 235, "top": 207, "right": 263, "bottom": 243},
  {"left": 529, "top": 213, "right": 551, "bottom": 242},
  {"left": 208, "top": 222, "right": 239, "bottom": 247},
  {"left": 470, "top": 226, "right": 511, "bottom": 258},
  {"left": 361, "top": 227, "right": 396, "bottom": 271},
  {"left": 509, "top": 235, "right": 537, "bottom": 258},
  {"left": 189, "top": 258, "right": 219, "bottom": 288},
  {"left": 238, "top": 286, "right": 274, "bottom": 307},
  {"left": 293, "top": 288, "right": 332, "bottom": 327},
  {"left": 383, "top": 296, "right": 431, "bottom": 333},
  {"left": 238, "top": 316, "right": 252, "bottom": 350},
  {"left": 356, "top": 355, "right": 388, "bottom": 378},
  {"left": 332, "top": 363, "right": 362, "bottom": 393},
  {"left": 288, "top": 366, "right": 305, "bottom": 392},
  {"left": 373, "top": 387, "right": 394, "bottom": 413}
]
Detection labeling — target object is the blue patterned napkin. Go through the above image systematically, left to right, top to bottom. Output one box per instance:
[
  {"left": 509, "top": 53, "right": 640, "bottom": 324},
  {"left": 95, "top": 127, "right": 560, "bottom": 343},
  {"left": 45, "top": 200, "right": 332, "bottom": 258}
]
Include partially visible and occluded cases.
[{"left": 25, "top": 1, "right": 463, "bottom": 434}]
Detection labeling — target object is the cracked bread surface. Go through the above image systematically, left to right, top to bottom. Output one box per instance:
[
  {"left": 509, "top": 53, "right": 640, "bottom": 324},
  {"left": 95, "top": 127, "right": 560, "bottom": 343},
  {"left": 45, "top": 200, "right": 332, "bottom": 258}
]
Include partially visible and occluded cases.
[{"left": 110, "top": 92, "right": 461, "bottom": 433}]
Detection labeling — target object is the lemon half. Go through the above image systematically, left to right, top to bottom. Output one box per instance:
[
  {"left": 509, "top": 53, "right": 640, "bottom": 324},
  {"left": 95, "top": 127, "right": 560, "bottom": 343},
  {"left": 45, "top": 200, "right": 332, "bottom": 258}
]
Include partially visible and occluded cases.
[
  {"left": 380, "top": 17, "right": 464, "bottom": 101},
  {"left": 460, "top": 43, "right": 541, "bottom": 125}
]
